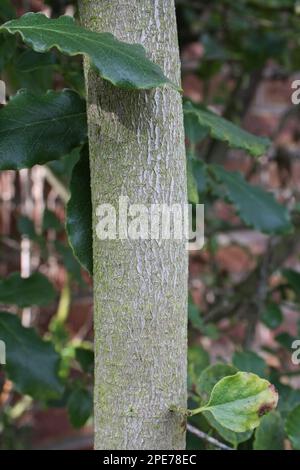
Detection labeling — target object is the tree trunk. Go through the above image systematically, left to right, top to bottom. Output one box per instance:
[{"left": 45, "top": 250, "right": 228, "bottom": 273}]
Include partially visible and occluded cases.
[{"left": 78, "top": 0, "right": 187, "bottom": 450}]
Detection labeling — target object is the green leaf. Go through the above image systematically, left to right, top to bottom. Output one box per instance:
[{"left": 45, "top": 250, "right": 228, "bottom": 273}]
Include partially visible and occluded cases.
[
  {"left": 0, "top": 0, "right": 16, "bottom": 22},
  {"left": 1, "top": 13, "right": 171, "bottom": 90},
  {"left": 0, "top": 33, "right": 16, "bottom": 71},
  {"left": 15, "top": 49, "right": 56, "bottom": 73},
  {"left": 0, "top": 89, "right": 87, "bottom": 170},
  {"left": 183, "top": 101, "right": 270, "bottom": 157},
  {"left": 184, "top": 111, "right": 208, "bottom": 144},
  {"left": 67, "top": 145, "right": 93, "bottom": 275},
  {"left": 188, "top": 155, "right": 208, "bottom": 194},
  {"left": 210, "top": 165, "right": 292, "bottom": 234},
  {"left": 42, "top": 208, "right": 62, "bottom": 232},
  {"left": 17, "top": 215, "right": 37, "bottom": 240},
  {"left": 55, "top": 241, "right": 84, "bottom": 286},
  {"left": 283, "top": 269, "right": 300, "bottom": 298},
  {"left": 0, "top": 272, "right": 56, "bottom": 307},
  {"left": 188, "top": 295, "right": 203, "bottom": 331},
  {"left": 262, "top": 302, "right": 283, "bottom": 329},
  {"left": 0, "top": 312, "right": 63, "bottom": 400},
  {"left": 275, "top": 332, "right": 296, "bottom": 349},
  {"left": 188, "top": 345, "right": 210, "bottom": 388},
  {"left": 75, "top": 347, "right": 94, "bottom": 374},
  {"left": 232, "top": 350, "right": 267, "bottom": 377},
  {"left": 196, "top": 363, "right": 252, "bottom": 446},
  {"left": 192, "top": 372, "right": 279, "bottom": 433},
  {"left": 276, "top": 383, "right": 300, "bottom": 419},
  {"left": 67, "top": 387, "right": 93, "bottom": 428},
  {"left": 285, "top": 404, "right": 300, "bottom": 450},
  {"left": 204, "top": 411, "right": 252, "bottom": 447},
  {"left": 254, "top": 411, "right": 284, "bottom": 450}
]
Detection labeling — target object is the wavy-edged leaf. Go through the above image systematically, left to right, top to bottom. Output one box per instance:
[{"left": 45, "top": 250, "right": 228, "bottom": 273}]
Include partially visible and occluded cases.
[
  {"left": 1, "top": 13, "right": 171, "bottom": 90},
  {"left": 0, "top": 89, "right": 87, "bottom": 170},
  {"left": 183, "top": 101, "right": 270, "bottom": 157},
  {"left": 66, "top": 145, "right": 93, "bottom": 275},
  {"left": 211, "top": 165, "right": 292, "bottom": 234},
  {"left": 0, "top": 272, "right": 56, "bottom": 307},
  {"left": 0, "top": 311, "right": 63, "bottom": 400},
  {"left": 192, "top": 372, "right": 279, "bottom": 433},
  {"left": 285, "top": 404, "right": 300, "bottom": 450},
  {"left": 254, "top": 411, "right": 284, "bottom": 450}
]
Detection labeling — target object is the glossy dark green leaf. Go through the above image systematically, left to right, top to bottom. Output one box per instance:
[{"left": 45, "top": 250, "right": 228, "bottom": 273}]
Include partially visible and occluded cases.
[
  {"left": 1, "top": 13, "right": 171, "bottom": 90},
  {"left": 0, "top": 89, "right": 87, "bottom": 170},
  {"left": 183, "top": 101, "right": 270, "bottom": 157},
  {"left": 66, "top": 145, "right": 93, "bottom": 275},
  {"left": 211, "top": 165, "right": 292, "bottom": 234},
  {"left": 283, "top": 269, "right": 300, "bottom": 298},
  {"left": 0, "top": 272, "right": 56, "bottom": 307},
  {"left": 262, "top": 303, "right": 283, "bottom": 329},
  {"left": 0, "top": 312, "right": 63, "bottom": 400},
  {"left": 75, "top": 347, "right": 94, "bottom": 374},
  {"left": 232, "top": 350, "right": 267, "bottom": 377},
  {"left": 67, "top": 387, "right": 93, "bottom": 428},
  {"left": 285, "top": 404, "right": 300, "bottom": 450},
  {"left": 254, "top": 411, "right": 284, "bottom": 450}
]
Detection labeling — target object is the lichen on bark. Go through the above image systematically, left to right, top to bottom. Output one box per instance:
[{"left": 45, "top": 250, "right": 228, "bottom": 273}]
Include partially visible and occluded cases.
[{"left": 78, "top": 0, "right": 188, "bottom": 450}]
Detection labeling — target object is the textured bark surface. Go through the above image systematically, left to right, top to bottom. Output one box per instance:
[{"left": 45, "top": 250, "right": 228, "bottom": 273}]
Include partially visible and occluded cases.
[{"left": 79, "top": 0, "right": 187, "bottom": 450}]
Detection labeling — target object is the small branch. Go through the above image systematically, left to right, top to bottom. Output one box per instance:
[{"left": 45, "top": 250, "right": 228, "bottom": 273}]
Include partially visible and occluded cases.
[{"left": 187, "top": 423, "right": 233, "bottom": 451}]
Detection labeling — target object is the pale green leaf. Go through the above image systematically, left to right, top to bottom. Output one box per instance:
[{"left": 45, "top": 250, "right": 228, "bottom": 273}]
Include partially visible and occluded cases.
[{"left": 192, "top": 372, "right": 279, "bottom": 433}]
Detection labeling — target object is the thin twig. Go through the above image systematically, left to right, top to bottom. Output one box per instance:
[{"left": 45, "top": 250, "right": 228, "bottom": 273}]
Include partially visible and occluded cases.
[{"left": 187, "top": 423, "right": 233, "bottom": 451}]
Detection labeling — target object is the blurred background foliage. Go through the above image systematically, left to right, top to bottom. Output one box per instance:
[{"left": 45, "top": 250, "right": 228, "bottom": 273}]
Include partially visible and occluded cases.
[{"left": 0, "top": 0, "right": 300, "bottom": 450}]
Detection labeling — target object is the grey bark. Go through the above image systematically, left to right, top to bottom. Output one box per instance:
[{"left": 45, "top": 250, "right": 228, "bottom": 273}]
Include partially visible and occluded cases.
[{"left": 78, "top": 0, "right": 187, "bottom": 450}]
